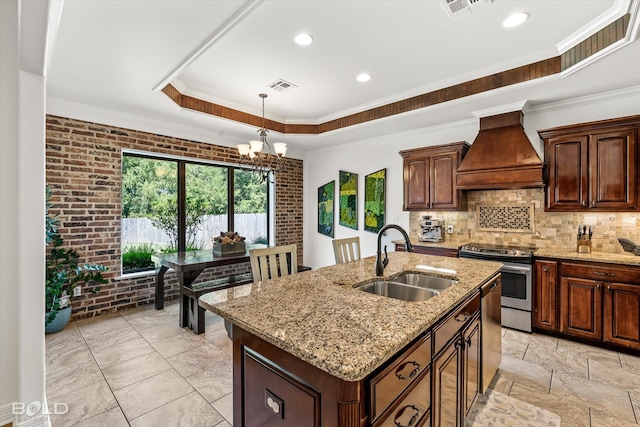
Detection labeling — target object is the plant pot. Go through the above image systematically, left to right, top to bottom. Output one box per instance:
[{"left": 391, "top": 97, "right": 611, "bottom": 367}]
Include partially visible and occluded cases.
[
  {"left": 213, "top": 241, "right": 246, "bottom": 256},
  {"left": 45, "top": 306, "right": 72, "bottom": 334}
]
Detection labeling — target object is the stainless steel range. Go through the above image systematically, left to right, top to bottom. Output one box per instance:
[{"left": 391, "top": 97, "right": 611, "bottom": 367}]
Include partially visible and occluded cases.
[{"left": 459, "top": 243, "right": 536, "bottom": 332}]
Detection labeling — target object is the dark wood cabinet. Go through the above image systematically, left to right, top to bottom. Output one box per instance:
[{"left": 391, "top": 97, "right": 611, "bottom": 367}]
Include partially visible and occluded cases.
[
  {"left": 539, "top": 115, "right": 640, "bottom": 212},
  {"left": 400, "top": 142, "right": 470, "bottom": 211},
  {"left": 395, "top": 244, "right": 459, "bottom": 258},
  {"left": 535, "top": 258, "right": 640, "bottom": 352},
  {"left": 533, "top": 260, "right": 558, "bottom": 331},
  {"left": 560, "top": 276, "right": 602, "bottom": 340},
  {"left": 604, "top": 282, "right": 640, "bottom": 350},
  {"left": 432, "top": 292, "right": 480, "bottom": 427}
]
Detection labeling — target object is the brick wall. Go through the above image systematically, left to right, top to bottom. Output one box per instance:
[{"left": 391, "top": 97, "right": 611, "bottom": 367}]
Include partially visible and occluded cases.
[{"left": 45, "top": 115, "right": 304, "bottom": 320}]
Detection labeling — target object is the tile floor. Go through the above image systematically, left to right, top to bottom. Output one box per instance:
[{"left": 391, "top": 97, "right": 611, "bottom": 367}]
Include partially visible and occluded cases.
[{"left": 45, "top": 302, "right": 640, "bottom": 426}]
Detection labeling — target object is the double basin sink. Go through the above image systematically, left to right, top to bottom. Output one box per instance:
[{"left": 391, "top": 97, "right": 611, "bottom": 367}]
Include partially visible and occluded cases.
[{"left": 356, "top": 273, "right": 457, "bottom": 302}]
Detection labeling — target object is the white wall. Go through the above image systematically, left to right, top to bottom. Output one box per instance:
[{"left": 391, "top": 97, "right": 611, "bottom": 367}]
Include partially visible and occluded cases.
[
  {"left": 1, "top": 0, "right": 48, "bottom": 425},
  {"left": 302, "top": 88, "right": 640, "bottom": 268}
]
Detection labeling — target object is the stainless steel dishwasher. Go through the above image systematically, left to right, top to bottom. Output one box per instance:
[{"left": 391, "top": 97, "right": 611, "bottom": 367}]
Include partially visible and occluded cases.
[{"left": 481, "top": 276, "right": 502, "bottom": 393}]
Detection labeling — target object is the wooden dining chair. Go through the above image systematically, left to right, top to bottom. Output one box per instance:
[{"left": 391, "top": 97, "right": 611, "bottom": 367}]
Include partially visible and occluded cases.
[
  {"left": 332, "top": 237, "right": 361, "bottom": 264},
  {"left": 250, "top": 244, "right": 298, "bottom": 281}
]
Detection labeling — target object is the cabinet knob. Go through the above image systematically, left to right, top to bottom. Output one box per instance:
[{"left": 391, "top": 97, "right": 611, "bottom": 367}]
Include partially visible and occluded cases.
[
  {"left": 591, "top": 200, "right": 596, "bottom": 207},
  {"left": 542, "top": 266, "right": 550, "bottom": 272},
  {"left": 594, "top": 271, "right": 615, "bottom": 277},
  {"left": 596, "top": 283, "right": 601, "bottom": 290},
  {"left": 607, "top": 285, "right": 611, "bottom": 292},
  {"left": 454, "top": 313, "right": 470, "bottom": 323},
  {"left": 465, "top": 337, "right": 472, "bottom": 348},
  {"left": 395, "top": 361, "right": 421, "bottom": 380}
]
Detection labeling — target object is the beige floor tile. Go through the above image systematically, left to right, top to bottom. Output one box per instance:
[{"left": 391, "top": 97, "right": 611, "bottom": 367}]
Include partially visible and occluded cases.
[
  {"left": 118, "top": 304, "right": 157, "bottom": 320},
  {"left": 126, "top": 310, "right": 176, "bottom": 331},
  {"left": 204, "top": 312, "right": 226, "bottom": 331},
  {"left": 76, "top": 313, "right": 130, "bottom": 337},
  {"left": 137, "top": 320, "right": 189, "bottom": 343},
  {"left": 45, "top": 323, "right": 84, "bottom": 353},
  {"left": 83, "top": 324, "right": 142, "bottom": 351},
  {"left": 205, "top": 328, "right": 233, "bottom": 356},
  {"left": 503, "top": 329, "right": 558, "bottom": 350},
  {"left": 151, "top": 331, "right": 208, "bottom": 358},
  {"left": 501, "top": 335, "right": 529, "bottom": 359},
  {"left": 91, "top": 337, "right": 156, "bottom": 368},
  {"left": 556, "top": 338, "right": 621, "bottom": 368},
  {"left": 167, "top": 343, "right": 231, "bottom": 378},
  {"left": 46, "top": 344, "right": 94, "bottom": 377},
  {"left": 524, "top": 344, "right": 589, "bottom": 377},
  {"left": 102, "top": 352, "right": 172, "bottom": 391},
  {"left": 620, "top": 352, "right": 640, "bottom": 374},
  {"left": 497, "top": 354, "right": 552, "bottom": 392},
  {"left": 589, "top": 358, "right": 640, "bottom": 393},
  {"left": 46, "top": 359, "right": 103, "bottom": 398},
  {"left": 187, "top": 367, "right": 234, "bottom": 403},
  {"left": 113, "top": 369, "right": 194, "bottom": 420},
  {"left": 550, "top": 370, "right": 636, "bottom": 422},
  {"left": 486, "top": 373, "right": 513, "bottom": 395},
  {"left": 50, "top": 381, "right": 118, "bottom": 427},
  {"left": 508, "top": 382, "right": 590, "bottom": 426},
  {"left": 466, "top": 390, "right": 560, "bottom": 427},
  {"left": 630, "top": 390, "right": 640, "bottom": 422},
  {"left": 130, "top": 391, "right": 225, "bottom": 427},
  {"left": 212, "top": 392, "right": 233, "bottom": 424},
  {"left": 72, "top": 407, "right": 129, "bottom": 427},
  {"left": 590, "top": 407, "right": 639, "bottom": 427},
  {"left": 214, "top": 421, "right": 232, "bottom": 427}
]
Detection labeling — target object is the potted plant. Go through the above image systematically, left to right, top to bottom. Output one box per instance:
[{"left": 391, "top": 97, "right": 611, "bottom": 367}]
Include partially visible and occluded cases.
[{"left": 45, "top": 187, "right": 108, "bottom": 333}]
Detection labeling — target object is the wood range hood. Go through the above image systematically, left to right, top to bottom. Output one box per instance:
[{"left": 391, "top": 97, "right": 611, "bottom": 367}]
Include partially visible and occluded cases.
[{"left": 456, "top": 111, "right": 544, "bottom": 190}]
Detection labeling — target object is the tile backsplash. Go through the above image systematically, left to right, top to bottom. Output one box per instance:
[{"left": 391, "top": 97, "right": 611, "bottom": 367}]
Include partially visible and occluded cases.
[{"left": 410, "top": 188, "right": 640, "bottom": 254}]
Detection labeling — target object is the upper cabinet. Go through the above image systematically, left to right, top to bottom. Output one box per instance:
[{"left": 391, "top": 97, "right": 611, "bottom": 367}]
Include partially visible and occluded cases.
[
  {"left": 539, "top": 115, "right": 640, "bottom": 212},
  {"left": 400, "top": 142, "right": 470, "bottom": 211}
]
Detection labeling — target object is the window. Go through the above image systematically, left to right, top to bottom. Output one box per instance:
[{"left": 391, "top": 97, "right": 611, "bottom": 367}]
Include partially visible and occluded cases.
[{"left": 121, "top": 152, "right": 270, "bottom": 274}]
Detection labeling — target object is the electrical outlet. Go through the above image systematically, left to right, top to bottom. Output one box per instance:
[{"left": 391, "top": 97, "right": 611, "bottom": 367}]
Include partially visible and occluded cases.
[
  {"left": 447, "top": 225, "right": 454, "bottom": 234},
  {"left": 73, "top": 286, "right": 81, "bottom": 297}
]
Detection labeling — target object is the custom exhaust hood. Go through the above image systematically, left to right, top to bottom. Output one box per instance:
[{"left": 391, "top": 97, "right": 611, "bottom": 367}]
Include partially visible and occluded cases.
[{"left": 456, "top": 110, "right": 544, "bottom": 190}]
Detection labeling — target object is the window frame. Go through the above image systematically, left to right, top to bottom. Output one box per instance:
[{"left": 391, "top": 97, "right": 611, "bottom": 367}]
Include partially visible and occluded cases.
[{"left": 121, "top": 149, "right": 272, "bottom": 256}]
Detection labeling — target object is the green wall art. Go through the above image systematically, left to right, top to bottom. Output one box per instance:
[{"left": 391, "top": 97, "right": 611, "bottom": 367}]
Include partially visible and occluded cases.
[
  {"left": 364, "top": 168, "right": 386, "bottom": 233},
  {"left": 339, "top": 171, "right": 358, "bottom": 230},
  {"left": 317, "top": 180, "right": 335, "bottom": 237}
]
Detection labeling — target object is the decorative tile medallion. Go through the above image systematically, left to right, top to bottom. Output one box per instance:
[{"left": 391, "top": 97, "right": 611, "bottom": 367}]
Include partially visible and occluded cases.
[{"left": 476, "top": 204, "right": 534, "bottom": 233}]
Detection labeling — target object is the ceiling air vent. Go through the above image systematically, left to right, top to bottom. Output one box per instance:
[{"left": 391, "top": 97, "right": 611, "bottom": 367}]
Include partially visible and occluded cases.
[
  {"left": 440, "top": 0, "right": 493, "bottom": 18},
  {"left": 268, "top": 79, "right": 297, "bottom": 92}
]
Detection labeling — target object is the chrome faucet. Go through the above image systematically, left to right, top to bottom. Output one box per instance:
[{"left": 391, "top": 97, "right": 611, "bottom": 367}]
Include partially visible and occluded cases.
[{"left": 376, "top": 224, "right": 414, "bottom": 276}]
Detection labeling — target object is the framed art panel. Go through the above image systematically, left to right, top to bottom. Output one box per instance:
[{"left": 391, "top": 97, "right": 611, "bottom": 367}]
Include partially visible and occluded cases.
[
  {"left": 364, "top": 168, "right": 386, "bottom": 233},
  {"left": 339, "top": 170, "right": 358, "bottom": 230},
  {"left": 318, "top": 180, "right": 335, "bottom": 237}
]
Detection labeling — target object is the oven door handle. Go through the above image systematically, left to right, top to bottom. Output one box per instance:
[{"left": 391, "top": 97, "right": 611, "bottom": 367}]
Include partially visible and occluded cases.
[{"left": 500, "top": 264, "right": 532, "bottom": 273}]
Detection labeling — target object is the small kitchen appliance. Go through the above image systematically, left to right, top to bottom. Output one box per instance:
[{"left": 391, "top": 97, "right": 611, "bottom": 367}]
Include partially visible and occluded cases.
[
  {"left": 418, "top": 216, "right": 445, "bottom": 243},
  {"left": 459, "top": 242, "right": 536, "bottom": 332}
]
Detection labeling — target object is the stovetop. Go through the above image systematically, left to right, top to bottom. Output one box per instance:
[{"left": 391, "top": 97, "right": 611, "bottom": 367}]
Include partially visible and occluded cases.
[{"left": 459, "top": 242, "right": 536, "bottom": 258}]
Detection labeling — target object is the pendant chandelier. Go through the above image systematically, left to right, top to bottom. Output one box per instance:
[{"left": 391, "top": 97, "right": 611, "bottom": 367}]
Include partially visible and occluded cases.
[{"left": 237, "top": 93, "right": 287, "bottom": 182}]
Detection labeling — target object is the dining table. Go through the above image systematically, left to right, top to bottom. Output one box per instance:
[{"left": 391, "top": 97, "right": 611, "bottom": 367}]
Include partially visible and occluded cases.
[{"left": 152, "top": 248, "right": 255, "bottom": 334}]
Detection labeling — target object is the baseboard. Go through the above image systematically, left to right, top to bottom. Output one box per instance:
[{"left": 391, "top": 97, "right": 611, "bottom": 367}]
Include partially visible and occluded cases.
[
  {"left": 0, "top": 403, "right": 50, "bottom": 427},
  {"left": 0, "top": 403, "right": 12, "bottom": 426}
]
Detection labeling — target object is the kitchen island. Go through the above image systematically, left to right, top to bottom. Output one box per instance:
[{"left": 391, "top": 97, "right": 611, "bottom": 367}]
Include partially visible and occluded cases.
[{"left": 200, "top": 252, "right": 501, "bottom": 427}]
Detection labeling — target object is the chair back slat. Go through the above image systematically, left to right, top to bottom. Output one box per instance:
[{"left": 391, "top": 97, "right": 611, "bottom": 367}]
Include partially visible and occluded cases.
[
  {"left": 332, "top": 237, "right": 361, "bottom": 264},
  {"left": 250, "top": 244, "right": 298, "bottom": 281}
]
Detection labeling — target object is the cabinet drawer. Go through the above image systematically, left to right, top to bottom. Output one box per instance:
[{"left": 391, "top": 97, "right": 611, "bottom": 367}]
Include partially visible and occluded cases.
[
  {"left": 561, "top": 262, "right": 640, "bottom": 284},
  {"left": 433, "top": 291, "right": 480, "bottom": 355},
  {"left": 370, "top": 333, "right": 431, "bottom": 422},
  {"left": 375, "top": 367, "right": 431, "bottom": 427}
]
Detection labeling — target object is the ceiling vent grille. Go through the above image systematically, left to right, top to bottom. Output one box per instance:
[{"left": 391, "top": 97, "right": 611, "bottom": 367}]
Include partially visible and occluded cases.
[
  {"left": 440, "top": 0, "right": 493, "bottom": 18},
  {"left": 268, "top": 79, "right": 297, "bottom": 92}
]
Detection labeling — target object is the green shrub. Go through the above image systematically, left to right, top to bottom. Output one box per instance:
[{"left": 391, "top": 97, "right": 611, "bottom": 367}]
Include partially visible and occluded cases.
[{"left": 122, "top": 244, "right": 156, "bottom": 271}]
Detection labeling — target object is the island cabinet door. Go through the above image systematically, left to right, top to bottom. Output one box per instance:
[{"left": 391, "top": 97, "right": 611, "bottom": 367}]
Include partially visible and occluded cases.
[
  {"left": 533, "top": 260, "right": 558, "bottom": 331},
  {"left": 462, "top": 315, "right": 481, "bottom": 417},
  {"left": 432, "top": 336, "right": 462, "bottom": 427},
  {"left": 243, "top": 349, "right": 320, "bottom": 427}
]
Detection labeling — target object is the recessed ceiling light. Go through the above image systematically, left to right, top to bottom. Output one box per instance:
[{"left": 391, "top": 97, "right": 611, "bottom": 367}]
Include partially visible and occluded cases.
[
  {"left": 503, "top": 12, "right": 529, "bottom": 28},
  {"left": 294, "top": 33, "right": 313, "bottom": 46},
  {"left": 356, "top": 73, "right": 371, "bottom": 82}
]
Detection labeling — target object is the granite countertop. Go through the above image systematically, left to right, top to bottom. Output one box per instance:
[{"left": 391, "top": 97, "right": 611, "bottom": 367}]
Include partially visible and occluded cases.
[
  {"left": 392, "top": 238, "right": 469, "bottom": 250},
  {"left": 535, "top": 248, "right": 640, "bottom": 266},
  {"left": 199, "top": 252, "right": 501, "bottom": 381}
]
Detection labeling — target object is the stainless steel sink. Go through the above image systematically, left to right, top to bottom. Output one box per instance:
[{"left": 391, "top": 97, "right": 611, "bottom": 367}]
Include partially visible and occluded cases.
[
  {"left": 391, "top": 273, "right": 457, "bottom": 291},
  {"left": 356, "top": 281, "right": 441, "bottom": 302}
]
